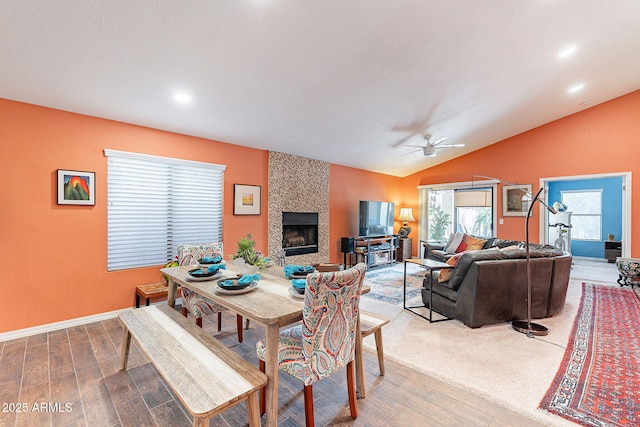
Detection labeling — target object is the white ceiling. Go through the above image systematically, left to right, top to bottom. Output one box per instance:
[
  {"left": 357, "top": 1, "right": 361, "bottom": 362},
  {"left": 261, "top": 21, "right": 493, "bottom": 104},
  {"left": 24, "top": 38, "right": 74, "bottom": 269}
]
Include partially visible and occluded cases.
[{"left": 2, "top": 1, "right": 640, "bottom": 177}]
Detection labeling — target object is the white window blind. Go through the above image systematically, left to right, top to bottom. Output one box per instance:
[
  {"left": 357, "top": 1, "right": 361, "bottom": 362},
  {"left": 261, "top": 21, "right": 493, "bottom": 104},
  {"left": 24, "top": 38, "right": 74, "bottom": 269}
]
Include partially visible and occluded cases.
[{"left": 105, "top": 149, "right": 225, "bottom": 271}]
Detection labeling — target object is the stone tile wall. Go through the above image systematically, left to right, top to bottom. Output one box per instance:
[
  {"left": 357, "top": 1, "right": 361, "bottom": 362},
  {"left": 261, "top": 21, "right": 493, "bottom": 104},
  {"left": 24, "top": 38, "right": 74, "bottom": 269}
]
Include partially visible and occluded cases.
[{"left": 268, "top": 151, "right": 329, "bottom": 265}]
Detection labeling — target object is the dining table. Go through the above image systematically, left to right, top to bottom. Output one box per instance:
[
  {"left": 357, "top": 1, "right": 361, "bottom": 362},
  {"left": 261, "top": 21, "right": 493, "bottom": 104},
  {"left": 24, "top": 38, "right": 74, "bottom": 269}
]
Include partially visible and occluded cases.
[{"left": 161, "top": 263, "right": 370, "bottom": 427}]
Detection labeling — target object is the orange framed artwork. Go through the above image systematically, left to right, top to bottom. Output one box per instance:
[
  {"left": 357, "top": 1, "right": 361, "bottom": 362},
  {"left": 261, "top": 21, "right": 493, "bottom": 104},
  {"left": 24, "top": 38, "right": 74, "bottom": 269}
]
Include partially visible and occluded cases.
[
  {"left": 57, "top": 169, "right": 95, "bottom": 206},
  {"left": 233, "top": 184, "right": 261, "bottom": 215}
]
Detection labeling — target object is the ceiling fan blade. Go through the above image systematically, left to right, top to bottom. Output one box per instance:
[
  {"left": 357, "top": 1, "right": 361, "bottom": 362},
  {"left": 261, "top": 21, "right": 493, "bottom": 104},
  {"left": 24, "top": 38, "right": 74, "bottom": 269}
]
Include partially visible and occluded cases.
[
  {"left": 431, "top": 136, "right": 449, "bottom": 146},
  {"left": 404, "top": 144, "right": 426, "bottom": 148},
  {"left": 436, "top": 144, "right": 465, "bottom": 148},
  {"left": 401, "top": 148, "right": 424, "bottom": 155}
]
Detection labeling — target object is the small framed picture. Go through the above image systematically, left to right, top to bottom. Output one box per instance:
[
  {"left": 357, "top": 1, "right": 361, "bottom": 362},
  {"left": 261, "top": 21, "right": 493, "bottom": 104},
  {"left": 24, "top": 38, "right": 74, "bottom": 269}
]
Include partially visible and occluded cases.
[
  {"left": 57, "top": 169, "right": 96, "bottom": 205},
  {"left": 233, "top": 184, "right": 261, "bottom": 215},
  {"left": 502, "top": 184, "right": 532, "bottom": 216}
]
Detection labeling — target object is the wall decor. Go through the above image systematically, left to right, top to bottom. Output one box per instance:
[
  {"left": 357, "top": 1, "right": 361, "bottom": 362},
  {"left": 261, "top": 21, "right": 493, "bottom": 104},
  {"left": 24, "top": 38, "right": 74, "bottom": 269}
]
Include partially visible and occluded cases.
[
  {"left": 57, "top": 169, "right": 95, "bottom": 205},
  {"left": 234, "top": 184, "right": 261, "bottom": 215},
  {"left": 502, "top": 184, "right": 532, "bottom": 216}
]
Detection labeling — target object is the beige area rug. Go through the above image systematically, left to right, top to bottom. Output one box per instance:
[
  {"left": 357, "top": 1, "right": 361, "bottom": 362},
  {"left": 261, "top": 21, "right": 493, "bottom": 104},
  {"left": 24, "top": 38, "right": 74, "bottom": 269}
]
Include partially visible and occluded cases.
[{"left": 359, "top": 260, "right": 620, "bottom": 426}]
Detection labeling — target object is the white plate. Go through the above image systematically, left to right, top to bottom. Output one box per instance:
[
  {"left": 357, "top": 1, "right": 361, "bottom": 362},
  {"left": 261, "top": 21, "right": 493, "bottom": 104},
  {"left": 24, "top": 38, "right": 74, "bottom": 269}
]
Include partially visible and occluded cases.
[
  {"left": 186, "top": 271, "right": 223, "bottom": 282},
  {"left": 215, "top": 281, "right": 258, "bottom": 295},
  {"left": 288, "top": 287, "right": 305, "bottom": 300}
]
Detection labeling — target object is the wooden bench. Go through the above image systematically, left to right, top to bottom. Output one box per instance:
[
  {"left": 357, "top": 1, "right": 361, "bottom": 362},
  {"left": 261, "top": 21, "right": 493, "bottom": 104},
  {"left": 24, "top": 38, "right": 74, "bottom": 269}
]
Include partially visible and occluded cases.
[
  {"left": 135, "top": 282, "right": 169, "bottom": 307},
  {"left": 119, "top": 305, "right": 267, "bottom": 427},
  {"left": 360, "top": 310, "right": 390, "bottom": 376}
]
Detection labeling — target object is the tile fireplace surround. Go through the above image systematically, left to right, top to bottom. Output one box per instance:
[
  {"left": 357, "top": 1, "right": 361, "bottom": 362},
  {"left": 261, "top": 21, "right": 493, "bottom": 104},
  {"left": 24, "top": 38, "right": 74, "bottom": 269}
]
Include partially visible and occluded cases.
[{"left": 267, "top": 151, "right": 329, "bottom": 265}]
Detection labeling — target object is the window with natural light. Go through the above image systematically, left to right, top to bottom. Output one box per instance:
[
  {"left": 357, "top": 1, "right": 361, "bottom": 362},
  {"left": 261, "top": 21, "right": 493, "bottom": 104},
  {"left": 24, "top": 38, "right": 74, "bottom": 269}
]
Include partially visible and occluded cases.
[
  {"left": 105, "top": 149, "right": 225, "bottom": 271},
  {"left": 427, "top": 187, "right": 494, "bottom": 241},
  {"left": 561, "top": 190, "right": 601, "bottom": 241}
]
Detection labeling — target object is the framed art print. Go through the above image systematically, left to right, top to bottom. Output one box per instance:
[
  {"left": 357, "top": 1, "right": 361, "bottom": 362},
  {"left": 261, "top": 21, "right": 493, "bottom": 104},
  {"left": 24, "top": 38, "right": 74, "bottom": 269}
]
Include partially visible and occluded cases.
[
  {"left": 57, "top": 169, "right": 95, "bottom": 205},
  {"left": 233, "top": 184, "right": 261, "bottom": 215},
  {"left": 502, "top": 184, "right": 532, "bottom": 216}
]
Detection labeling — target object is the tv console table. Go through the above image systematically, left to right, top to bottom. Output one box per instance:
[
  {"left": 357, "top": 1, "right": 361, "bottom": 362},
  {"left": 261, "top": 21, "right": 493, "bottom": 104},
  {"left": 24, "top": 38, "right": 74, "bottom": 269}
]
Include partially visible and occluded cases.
[{"left": 342, "top": 235, "right": 397, "bottom": 270}]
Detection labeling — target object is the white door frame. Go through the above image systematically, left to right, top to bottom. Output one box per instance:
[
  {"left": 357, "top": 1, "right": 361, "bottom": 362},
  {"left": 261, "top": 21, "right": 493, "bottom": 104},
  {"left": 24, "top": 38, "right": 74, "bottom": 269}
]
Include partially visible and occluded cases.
[{"left": 538, "top": 172, "right": 632, "bottom": 258}]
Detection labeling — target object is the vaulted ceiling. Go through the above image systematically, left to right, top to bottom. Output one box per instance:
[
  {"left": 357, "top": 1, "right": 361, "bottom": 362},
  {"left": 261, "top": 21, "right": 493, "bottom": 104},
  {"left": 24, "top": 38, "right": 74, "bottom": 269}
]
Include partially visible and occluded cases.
[{"left": 2, "top": 1, "right": 640, "bottom": 176}]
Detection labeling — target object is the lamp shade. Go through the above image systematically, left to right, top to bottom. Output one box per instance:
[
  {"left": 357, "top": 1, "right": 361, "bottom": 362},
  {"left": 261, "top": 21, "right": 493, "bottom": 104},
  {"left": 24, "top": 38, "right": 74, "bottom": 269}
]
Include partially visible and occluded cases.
[{"left": 398, "top": 207, "right": 415, "bottom": 222}]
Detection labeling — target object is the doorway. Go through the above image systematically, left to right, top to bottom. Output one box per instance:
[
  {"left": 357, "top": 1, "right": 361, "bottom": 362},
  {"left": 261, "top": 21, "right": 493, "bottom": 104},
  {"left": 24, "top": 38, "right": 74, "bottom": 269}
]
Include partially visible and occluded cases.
[{"left": 539, "top": 172, "right": 631, "bottom": 259}]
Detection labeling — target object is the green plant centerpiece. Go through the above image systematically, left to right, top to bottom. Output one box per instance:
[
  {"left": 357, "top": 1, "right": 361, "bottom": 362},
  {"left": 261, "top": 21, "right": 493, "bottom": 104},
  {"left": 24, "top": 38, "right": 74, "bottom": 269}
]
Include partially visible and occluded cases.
[{"left": 230, "top": 234, "right": 271, "bottom": 271}]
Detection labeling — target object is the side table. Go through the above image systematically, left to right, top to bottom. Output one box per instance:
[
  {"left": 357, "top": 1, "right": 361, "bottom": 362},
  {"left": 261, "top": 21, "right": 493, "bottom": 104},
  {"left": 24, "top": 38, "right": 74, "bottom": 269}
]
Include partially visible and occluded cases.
[
  {"left": 397, "top": 238, "right": 412, "bottom": 262},
  {"left": 403, "top": 258, "right": 454, "bottom": 323},
  {"left": 135, "top": 282, "right": 169, "bottom": 308}
]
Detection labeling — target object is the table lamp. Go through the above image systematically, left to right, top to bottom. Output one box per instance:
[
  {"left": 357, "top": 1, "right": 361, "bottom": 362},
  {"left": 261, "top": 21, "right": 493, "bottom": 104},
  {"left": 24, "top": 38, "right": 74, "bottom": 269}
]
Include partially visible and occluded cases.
[{"left": 398, "top": 208, "right": 415, "bottom": 238}]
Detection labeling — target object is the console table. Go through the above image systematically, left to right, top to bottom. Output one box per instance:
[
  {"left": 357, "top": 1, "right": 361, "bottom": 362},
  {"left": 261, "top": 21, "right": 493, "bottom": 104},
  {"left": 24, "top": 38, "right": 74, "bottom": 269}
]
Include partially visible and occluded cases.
[
  {"left": 342, "top": 235, "right": 397, "bottom": 270},
  {"left": 605, "top": 240, "right": 622, "bottom": 263}
]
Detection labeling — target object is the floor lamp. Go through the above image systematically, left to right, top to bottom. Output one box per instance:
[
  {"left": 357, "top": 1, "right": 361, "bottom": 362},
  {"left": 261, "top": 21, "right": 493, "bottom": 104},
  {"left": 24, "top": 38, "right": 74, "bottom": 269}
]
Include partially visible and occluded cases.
[{"left": 473, "top": 176, "right": 556, "bottom": 337}]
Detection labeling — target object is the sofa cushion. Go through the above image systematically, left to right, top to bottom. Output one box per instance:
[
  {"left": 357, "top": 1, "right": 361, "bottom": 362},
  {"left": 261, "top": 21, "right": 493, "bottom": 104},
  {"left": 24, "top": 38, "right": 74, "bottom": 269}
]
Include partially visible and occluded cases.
[
  {"left": 445, "top": 232, "right": 465, "bottom": 254},
  {"left": 464, "top": 235, "right": 487, "bottom": 251},
  {"left": 481, "top": 237, "right": 496, "bottom": 249},
  {"left": 491, "top": 238, "right": 522, "bottom": 248},
  {"left": 455, "top": 240, "right": 468, "bottom": 253},
  {"left": 499, "top": 245, "right": 564, "bottom": 259},
  {"left": 448, "top": 248, "right": 505, "bottom": 291},
  {"left": 429, "top": 249, "right": 450, "bottom": 262},
  {"left": 438, "top": 252, "right": 465, "bottom": 282}
]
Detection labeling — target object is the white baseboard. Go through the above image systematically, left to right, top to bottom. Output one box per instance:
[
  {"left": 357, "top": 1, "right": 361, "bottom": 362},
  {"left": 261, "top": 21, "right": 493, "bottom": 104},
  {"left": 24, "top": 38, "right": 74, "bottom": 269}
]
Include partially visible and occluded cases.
[{"left": 0, "top": 298, "right": 183, "bottom": 342}]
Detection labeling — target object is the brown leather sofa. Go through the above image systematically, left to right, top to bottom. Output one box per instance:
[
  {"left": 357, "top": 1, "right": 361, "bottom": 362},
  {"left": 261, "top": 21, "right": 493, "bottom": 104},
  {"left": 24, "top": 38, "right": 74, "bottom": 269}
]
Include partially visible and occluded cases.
[{"left": 421, "top": 246, "right": 572, "bottom": 328}]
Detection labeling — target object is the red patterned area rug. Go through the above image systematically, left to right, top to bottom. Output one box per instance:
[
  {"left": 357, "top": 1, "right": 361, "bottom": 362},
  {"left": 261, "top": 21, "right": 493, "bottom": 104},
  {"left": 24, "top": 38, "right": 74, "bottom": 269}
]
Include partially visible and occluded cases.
[{"left": 539, "top": 283, "right": 640, "bottom": 426}]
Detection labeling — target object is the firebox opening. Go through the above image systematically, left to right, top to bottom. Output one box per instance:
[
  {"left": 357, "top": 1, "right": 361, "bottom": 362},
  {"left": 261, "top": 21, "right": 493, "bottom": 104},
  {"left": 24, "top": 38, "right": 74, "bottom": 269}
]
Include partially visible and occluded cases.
[{"left": 282, "top": 212, "right": 318, "bottom": 256}]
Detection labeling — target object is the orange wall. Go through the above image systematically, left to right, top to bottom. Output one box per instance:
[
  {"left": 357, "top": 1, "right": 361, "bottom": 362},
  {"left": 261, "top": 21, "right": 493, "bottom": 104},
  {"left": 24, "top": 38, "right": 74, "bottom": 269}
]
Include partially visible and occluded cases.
[
  {"left": 2, "top": 88, "right": 638, "bottom": 333},
  {"left": 402, "top": 89, "right": 640, "bottom": 253},
  {"left": 0, "top": 99, "right": 269, "bottom": 333},
  {"left": 328, "top": 165, "right": 404, "bottom": 262}
]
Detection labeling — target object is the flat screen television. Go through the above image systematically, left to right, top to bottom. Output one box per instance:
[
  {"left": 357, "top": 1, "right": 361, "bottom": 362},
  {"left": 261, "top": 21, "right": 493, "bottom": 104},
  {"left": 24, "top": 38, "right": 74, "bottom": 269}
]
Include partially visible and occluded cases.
[{"left": 358, "top": 200, "right": 395, "bottom": 237}]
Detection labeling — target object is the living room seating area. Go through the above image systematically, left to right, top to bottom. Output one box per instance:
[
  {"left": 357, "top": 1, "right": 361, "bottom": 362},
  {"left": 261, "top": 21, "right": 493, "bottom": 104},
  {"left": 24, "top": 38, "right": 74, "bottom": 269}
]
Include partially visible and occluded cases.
[{"left": 421, "top": 233, "right": 572, "bottom": 328}]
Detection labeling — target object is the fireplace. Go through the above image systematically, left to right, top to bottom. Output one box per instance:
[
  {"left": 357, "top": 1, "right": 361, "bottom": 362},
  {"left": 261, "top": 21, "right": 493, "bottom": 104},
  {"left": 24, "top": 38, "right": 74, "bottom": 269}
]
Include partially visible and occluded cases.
[{"left": 282, "top": 212, "right": 318, "bottom": 256}]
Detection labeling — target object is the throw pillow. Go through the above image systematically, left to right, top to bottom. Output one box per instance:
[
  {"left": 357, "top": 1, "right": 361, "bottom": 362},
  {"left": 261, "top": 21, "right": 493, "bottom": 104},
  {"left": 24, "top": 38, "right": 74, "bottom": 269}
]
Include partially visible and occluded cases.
[
  {"left": 445, "top": 232, "right": 465, "bottom": 254},
  {"left": 443, "top": 233, "right": 455, "bottom": 249},
  {"left": 464, "top": 234, "right": 487, "bottom": 251},
  {"left": 455, "top": 240, "right": 468, "bottom": 253},
  {"left": 438, "top": 252, "right": 464, "bottom": 282}
]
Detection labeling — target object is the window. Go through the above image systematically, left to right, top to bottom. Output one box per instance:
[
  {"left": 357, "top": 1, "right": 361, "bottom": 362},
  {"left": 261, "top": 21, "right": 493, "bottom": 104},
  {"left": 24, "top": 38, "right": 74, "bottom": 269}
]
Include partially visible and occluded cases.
[
  {"left": 105, "top": 149, "right": 225, "bottom": 271},
  {"left": 426, "top": 187, "right": 494, "bottom": 241},
  {"left": 562, "top": 190, "right": 601, "bottom": 241}
]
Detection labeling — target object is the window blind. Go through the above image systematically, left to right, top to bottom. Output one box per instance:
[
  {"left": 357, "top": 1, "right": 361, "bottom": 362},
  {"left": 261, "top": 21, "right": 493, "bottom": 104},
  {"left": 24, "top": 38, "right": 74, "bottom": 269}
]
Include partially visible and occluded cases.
[{"left": 105, "top": 149, "right": 225, "bottom": 271}]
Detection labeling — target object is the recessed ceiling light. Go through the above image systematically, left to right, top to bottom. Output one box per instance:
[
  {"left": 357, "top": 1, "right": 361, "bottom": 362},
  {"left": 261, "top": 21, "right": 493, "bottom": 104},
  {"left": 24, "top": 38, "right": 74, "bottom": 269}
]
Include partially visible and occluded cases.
[
  {"left": 558, "top": 44, "right": 577, "bottom": 59},
  {"left": 568, "top": 83, "right": 585, "bottom": 94},
  {"left": 173, "top": 91, "right": 192, "bottom": 104}
]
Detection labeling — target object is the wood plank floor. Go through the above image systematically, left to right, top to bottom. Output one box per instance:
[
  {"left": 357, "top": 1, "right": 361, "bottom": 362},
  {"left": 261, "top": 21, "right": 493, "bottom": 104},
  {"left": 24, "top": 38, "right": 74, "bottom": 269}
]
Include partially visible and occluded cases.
[{"left": 0, "top": 310, "right": 546, "bottom": 427}]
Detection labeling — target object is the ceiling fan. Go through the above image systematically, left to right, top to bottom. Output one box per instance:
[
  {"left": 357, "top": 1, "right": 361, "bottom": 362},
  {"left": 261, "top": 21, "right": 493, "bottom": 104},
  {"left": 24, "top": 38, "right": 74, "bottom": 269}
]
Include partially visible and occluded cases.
[{"left": 404, "top": 134, "right": 465, "bottom": 157}]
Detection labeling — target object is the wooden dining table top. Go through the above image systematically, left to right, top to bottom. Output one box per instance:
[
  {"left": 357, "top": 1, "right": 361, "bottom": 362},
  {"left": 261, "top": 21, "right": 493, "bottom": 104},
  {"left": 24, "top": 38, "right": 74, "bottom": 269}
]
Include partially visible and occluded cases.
[{"left": 160, "top": 264, "right": 370, "bottom": 327}]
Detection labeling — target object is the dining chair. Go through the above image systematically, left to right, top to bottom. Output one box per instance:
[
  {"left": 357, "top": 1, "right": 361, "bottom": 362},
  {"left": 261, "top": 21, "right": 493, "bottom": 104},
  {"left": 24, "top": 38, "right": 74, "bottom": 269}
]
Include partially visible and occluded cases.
[
  {"left": 177, "top": 243, "right": 245, "bottom": 342},
  {"left": 255, "top": 262, "right": 367, "bottom": 427}
]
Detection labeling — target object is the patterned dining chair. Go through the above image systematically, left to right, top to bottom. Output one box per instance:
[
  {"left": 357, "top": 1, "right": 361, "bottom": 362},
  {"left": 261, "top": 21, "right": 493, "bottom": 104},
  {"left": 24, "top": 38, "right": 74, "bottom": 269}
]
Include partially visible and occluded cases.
[
  {"left": 178, "top": 243, "right": 245, "bottom": 342},
  {"left": 255, "top": 262, "right": 367, "bottom": 427}
]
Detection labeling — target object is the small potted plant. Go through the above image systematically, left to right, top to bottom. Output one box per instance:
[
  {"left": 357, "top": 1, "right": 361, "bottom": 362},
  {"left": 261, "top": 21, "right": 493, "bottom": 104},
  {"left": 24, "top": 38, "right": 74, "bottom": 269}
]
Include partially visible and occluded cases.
[{"left": 230, "top": 234, "right": 271, "bottom": 273}]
